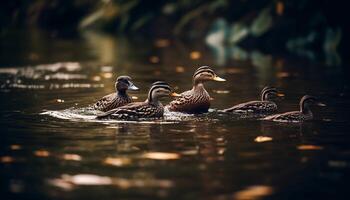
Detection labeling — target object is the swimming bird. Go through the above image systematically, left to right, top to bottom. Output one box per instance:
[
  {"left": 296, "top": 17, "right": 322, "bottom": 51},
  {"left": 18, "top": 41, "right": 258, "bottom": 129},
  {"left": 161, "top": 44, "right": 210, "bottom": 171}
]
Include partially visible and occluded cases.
[
  {"left": 167, "top": 66, "right": 226, "bottom": 113},
  {"left": 93, "top": 76, "right": 139, "bottom": 112},
  {"left": 97, "top": 81, "right": 180, "bottom": 119},
  {"left": 219, "top": 86, "right": 284, "bottom": 113},
  {"left": 263, "top": 95, "right": 326, "bottom": 123}
]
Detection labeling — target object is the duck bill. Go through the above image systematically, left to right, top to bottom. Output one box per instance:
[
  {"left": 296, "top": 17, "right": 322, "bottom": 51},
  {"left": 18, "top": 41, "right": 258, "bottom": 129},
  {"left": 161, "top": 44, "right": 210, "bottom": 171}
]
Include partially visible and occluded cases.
[
  {"left": 212, "top": 76, "right": 226, "bottom": 82},
  {"left": 128, "top": 82, "right": 139, "bottom": 91},
  {"left": 170, "top": 92, "right": 181, "bottom": 97},
  {"left": 277, "top": 93, "right": 285, "bottom": 97},
  {"left": 317, "top": 102, "right": 326, "bottom": 107}
]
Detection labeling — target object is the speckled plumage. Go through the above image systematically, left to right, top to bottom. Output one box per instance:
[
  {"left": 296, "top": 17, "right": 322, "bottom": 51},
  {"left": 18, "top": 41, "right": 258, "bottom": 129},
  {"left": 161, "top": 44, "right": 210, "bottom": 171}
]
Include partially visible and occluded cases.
[
  {"left": 167, "top": 66, "right": 225, "bottom": 114},
  {"left": 93, "top": 76, "right": 138, "bottom": 112},
  {"left": 97, "top": 81, "right": 174, "bottom": 120},
  {"left": 168, "top": 84, "right": 211, "bottom": 113},
  {"left": 220, "top": 87, "right": 281, "bottom": 114},
  {"left": 94, "top": 93, "right": 132, "bottom": 112},
  {"left": 263, "top": 95, "right": 324, "bottom": 123},
  {"left": 221, "top": 100, "right": 277, "bottom": 113}
]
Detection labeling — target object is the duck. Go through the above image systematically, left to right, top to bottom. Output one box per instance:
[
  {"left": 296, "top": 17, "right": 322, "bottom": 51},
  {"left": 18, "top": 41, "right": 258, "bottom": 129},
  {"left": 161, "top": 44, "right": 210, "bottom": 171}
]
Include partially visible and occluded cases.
[
  {"left": 167, "top": 66, "right": 226, "bottom": 113},
  {"left": 93, "top": 76, "right": 139, "bottom": 112},
  {"left": 97, "top": 81, "right": 180, "bottom": 120},
  {"left": 219, "top": 86, "right": 284, "bottom": 114},
  {"left": 263, "top": 95, "right": 326, "bottom": 123}
]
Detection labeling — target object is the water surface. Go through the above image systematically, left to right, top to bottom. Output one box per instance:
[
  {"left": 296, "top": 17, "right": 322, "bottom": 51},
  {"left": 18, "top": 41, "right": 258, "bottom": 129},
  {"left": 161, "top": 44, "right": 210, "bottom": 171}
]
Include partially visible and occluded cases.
[{"left": 1, "top": 30, "right": 350, "bottom": 200}]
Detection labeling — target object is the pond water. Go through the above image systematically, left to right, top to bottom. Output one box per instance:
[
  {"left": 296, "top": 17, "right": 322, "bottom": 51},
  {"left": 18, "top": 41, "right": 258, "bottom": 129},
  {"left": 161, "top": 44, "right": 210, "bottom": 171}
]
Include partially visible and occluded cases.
[{"left": 1, "top": 30, "right": 350, "bottom": 199}]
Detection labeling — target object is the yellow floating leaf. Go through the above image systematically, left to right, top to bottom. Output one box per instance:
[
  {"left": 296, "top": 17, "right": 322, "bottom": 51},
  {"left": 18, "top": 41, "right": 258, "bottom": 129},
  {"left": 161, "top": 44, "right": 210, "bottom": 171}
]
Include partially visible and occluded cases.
[
  {"left": 190, "top": 51, "right": 201, "bottom": 60},
  {"left": 254, "top": 136, "right": 273, "bottom": 143},
  {"left": 297, "top": 145, "right": 323, "bottom": 150},
  {"left": 34, "top": 150, "right": 50, "bottom": 157},
  {"left": 142, "top": 152, "right": 180, "bottom": 160},
  {"left": 62, "top": 154, "right": 82, "bottom": 161},
  {"left": 104, "top": 157, "right": 132, "bottom": 167},
  {"left": 234, "top": 185, "right": 274, "bottom": 200}
]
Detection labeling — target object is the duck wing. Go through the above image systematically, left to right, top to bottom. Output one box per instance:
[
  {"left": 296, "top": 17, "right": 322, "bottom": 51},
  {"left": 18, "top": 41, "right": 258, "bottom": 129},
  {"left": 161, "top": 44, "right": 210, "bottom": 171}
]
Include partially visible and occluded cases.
[{"left": 94, "top": 93, "right": 131, "bottom": 112}]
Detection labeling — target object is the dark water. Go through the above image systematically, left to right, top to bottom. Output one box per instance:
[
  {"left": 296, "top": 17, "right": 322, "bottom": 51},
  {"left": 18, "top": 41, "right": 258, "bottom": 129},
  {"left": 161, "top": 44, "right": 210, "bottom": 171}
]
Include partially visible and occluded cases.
[{"left": 1, "top": 30, "right": 350, "bottom": 200}]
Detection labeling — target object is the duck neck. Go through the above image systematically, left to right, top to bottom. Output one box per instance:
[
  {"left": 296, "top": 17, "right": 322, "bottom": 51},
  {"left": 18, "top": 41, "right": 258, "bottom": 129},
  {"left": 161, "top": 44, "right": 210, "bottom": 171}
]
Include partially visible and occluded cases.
[
  {"left": 193, "top": 82, "right": 206, "bottom": 91},
  {"left": 117, "top": 90, "right": 127, "bottom": 97},
  {"left": 300, "top": 101, "right": 311, "bottom": 114}
]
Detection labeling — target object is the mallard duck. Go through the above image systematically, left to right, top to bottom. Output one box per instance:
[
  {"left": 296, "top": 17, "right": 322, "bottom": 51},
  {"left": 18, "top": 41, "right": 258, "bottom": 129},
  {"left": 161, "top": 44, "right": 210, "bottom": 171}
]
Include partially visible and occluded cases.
[
  {"left": 167, "top": 66, "right": 226, "bottom": 113},
  {"left": 93, "top": 76, "right": 139, "bottom": 112},
  {"left": 97, "top": 81, "right": 180, "bottom": 120},
  {"left": 219, "top": 86, "right": 284, "bottom": 113},
  {"left": 263, "top": 95, "right": 326, "bottom": 123}
]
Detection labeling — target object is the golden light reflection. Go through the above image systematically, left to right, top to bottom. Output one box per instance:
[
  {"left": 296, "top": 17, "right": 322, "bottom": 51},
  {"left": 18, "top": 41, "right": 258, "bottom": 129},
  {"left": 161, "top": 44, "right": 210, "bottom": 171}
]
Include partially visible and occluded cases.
[
  {"left": 276, "top": 1, "right": 284, "bottom": 16},
  {"left": 154, "top": 39, "right": 170, "bottom": 48},
  {"left": 190, "top": 51, "right": 201, "bottom": 60},
  {"left": 150, "top": 56, "right": 160, "bottom": 63},
  {"left": 175, "top": 66, "right": 185, "bottom": 73},
  {"left": 103, "top": 72, "right": 113, "bottom": 79},
  {"left": 92, "top": 75, "right": 101, "bottom": 81},
  {"left": 212, "top": 90, "right": 230, "bottom": 94},
  {"left": 131, "top": 96, "right": 139, "bottom": 100},
  {"left": 254, "top": 136, "right": 273, "bottom": 143},
  {"left": 10, "top": 144, "right": 22, "bottom": 150},
  {"left": 297, "top": 145, "right": 323, "bottom": 150},
  {"left": 34, "top": 150, "right": 50, "bottom": 157},
  {"left": 142, "top": 152, "right": 180, "bottom": 160},
  {"left": 62, "top": 154, "right": 82, "bottom": 161},
  {"left": 1, "top": 156, "right": 14, "bottom": 163},
  {"left": 104, "top": 157, "right": 132, "bottom": 167},
  {"left": 234, "top": 185, "right": 274, "bottom": 200}
]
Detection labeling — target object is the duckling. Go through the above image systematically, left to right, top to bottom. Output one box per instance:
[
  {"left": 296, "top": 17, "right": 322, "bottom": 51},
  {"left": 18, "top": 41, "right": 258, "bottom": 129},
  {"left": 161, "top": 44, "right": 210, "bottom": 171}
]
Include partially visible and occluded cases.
[
  {"left": 167, "top": 66, "right": 226, "bottom": 113},
  {"left": 93, "top": 76, "right": 139, "bottom": 112},
  {"left": 97, "top": 81, "right": 180, "bottom": 120},
  {"left": 219, "top": 86, "right": 284, "bottom": 113},
  {"left": 263, "top": 95, "right": 326, "bottom": 123}
]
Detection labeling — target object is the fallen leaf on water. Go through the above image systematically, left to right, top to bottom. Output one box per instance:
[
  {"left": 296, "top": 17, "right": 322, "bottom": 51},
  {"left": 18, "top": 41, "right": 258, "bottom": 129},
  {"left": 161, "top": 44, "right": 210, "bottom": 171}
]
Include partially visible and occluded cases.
[
  {"left": 190, "top": 51, "right": 201, "bottom": 60},
  {"left": 149, "top": 56, "right": 160, "bottom": 63},
  {"left": 175, "top": 66, "right": 185, "bottom": 73},
  {"left": 254, "top": 136, "right": 273, "bottom": 143},
  {"left": 10, "top": 144, "right": 21, "bottom": 150},
  {"left": 297, "top": 145, "right": 323, "bottom": 150},
  {"left": 34, "top": 150, "right": 50, "bottom": 157},
  {"left": 142, "top": 152, "right": 180, "bottom": 160},
  {"left": 62, "top": 154, "right": 82, "bottom": 161},
  {"left": 1, "top": 156, "right": 14, "bottom": 163},
  {"left": 104, "top": 157, "right": 132, "bottom": 167},
  {"left": 234, "top": 185, "right": 274, "bottom": 200}
]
